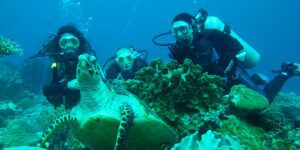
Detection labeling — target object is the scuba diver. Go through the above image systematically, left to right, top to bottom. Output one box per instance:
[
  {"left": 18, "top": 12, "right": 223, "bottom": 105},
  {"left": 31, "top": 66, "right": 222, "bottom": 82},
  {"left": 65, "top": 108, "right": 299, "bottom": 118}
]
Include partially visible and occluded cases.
[
  {"left": 152, "top": 9, "right": 300, "bottom": 103},
  {"left": 33, "top": 24, "right": 96, "bottom": 109},
  {"left": 103, "top": 46, "right": 148, "bottom": 81}
]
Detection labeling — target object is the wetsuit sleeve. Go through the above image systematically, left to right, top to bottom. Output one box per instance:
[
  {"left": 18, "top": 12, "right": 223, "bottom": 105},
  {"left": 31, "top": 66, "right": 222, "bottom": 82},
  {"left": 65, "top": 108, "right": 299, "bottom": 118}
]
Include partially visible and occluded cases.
[
  {"left": 206, "top": 29, "right": 244, "bottom": 59},
  {"left": 42, "top": 63, "right": 68, "bottom": 97},
  {"left": 42, "top": 73, "right": 77, "bottom": 96},
  {"left": 42, "top": 81, "right": 68, "bottom": 96}
]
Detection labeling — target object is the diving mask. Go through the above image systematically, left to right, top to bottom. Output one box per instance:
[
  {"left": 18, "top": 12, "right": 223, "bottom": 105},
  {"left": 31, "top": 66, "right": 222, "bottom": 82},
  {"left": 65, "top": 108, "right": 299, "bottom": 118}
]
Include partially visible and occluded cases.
[
  {"left": 170, "top": 25, "right": 191, "bottom": 36},
  {"left": 59, "top": 34, "right": 80, "bottom": 49},
  {"left": 115, "top": 54, "right": 134, "bottom": 70},
  {"left": 116, "top": 54, "right": 134, "bottom": 65}
]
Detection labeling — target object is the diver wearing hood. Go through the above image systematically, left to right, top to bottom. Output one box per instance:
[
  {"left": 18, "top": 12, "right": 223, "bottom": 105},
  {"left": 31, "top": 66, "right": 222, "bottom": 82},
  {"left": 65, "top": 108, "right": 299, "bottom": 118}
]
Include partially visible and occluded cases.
[
  {"left": 154, "top": 12, "right": 300, "bottom": 103},
  {"left": 39, "top": 24, "right": 96, "bottom": 109},
  {"left": 103, "top": 46, "right": 148, "bottom": 81}
]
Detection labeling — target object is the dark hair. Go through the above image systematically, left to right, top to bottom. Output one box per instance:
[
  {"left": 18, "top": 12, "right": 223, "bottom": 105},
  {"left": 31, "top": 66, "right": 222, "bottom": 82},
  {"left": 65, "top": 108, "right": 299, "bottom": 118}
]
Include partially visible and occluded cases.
[
  {"left": 172, "top": 13, "right": 196, "bottom": 27},
  {"left": 40, "top": 24, "right": 93, "bottom": 60}
]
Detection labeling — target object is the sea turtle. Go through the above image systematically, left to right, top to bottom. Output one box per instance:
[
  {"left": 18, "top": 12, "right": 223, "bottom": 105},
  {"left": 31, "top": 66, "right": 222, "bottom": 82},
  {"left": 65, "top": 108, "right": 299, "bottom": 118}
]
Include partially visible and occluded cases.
[{"left": 39, "top": 54, "right": 177, "bottom": 150}]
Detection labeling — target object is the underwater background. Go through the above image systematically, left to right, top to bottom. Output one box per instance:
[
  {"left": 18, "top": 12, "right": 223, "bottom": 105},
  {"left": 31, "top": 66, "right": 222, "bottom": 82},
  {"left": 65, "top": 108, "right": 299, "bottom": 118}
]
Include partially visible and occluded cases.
[
  {"left": 0, "top": 0, "right": 299, "bottom": 94},
  {"left": 1, "top": 0, "right": 300, "bottom": 149}
]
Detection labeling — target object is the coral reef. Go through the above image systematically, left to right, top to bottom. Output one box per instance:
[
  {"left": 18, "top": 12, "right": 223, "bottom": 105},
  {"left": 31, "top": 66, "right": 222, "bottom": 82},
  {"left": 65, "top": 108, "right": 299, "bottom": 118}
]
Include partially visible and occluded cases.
[
  {"left": 0, "top": 35, "right": 23, "bottom": 57},
  {"left": 1, "top": 56, "right": 299, "bottom": 149},
  {"left": 20, "top": 58, "right": 51, "bottom": 94},
  {"left": 117, "top": 59, "right": 300, "bottom": 149},
  {"left": 122, "top": 59, "right": 226, "bottom": 138},
  {"left": 0, "top": 62, "right": 36, "bottom": 101},
  {"left": 0, "top": 63, "right": 24, "bottom": 100},
  {"left": 227, "top": 84, "right": 269, "bottom": 111},
  {"left": 257, "top": 92, "right": 300, "bottom": 149},
  {"left": 274, "top": 92, "right": 300, "bottom": 127},
  {"left": 0, "top": 96, "right": 57, "bottom": 148},
  {"left": 0, "top": 101, "right": 19, "bottom": 127},
  {"left": 0, "top": 101, "right": 18, "bottom": 119},
  {"left": 218, "top": 105, "right": 300, "bottom": 150},
  {"left": 216, "top": 115, "right": 267, "bottom": 150},
  {"left": 0, "top": 119, "right": 42, "bottom": 146},
  {"left": 171, "top": 130, "right": 243, "bottom": 150}
]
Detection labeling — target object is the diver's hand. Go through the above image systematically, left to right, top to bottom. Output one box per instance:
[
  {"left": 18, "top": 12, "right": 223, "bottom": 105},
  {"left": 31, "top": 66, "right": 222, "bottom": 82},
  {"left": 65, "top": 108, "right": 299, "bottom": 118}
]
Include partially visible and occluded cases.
[
  {"left": 294, "top": 63, "right": 300, "bottom": 75},
  {"left": 67, "top": 79, "right": 80, "bottom": 90}
]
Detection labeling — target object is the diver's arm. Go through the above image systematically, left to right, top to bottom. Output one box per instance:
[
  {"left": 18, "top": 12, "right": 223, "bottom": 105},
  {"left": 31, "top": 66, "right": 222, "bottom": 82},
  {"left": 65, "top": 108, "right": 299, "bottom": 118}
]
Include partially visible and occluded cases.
[
  {"left": 204, "top": 16, "right": 260, "bottom": 68},
  {"left": 43, "top": 62, "right": 78, "bottom": 97},
  {"left": 43, "top": 79, "right": 80, "bottom": 96},
  {"left": 42, "top": 81, "right": 68, "bottom": 96}
]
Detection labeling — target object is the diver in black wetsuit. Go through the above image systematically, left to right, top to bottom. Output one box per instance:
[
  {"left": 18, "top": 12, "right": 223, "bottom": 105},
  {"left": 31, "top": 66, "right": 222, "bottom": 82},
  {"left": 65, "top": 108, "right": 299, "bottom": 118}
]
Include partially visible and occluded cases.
[
  {"left": 154, "top": 12, "right": 300, "bottom": 103},
  {"left": 39, "top": 25, "right": 96, "bottom": 109},
  {"left": 103, "top": 46, "right": 148, "bottom": 81}
]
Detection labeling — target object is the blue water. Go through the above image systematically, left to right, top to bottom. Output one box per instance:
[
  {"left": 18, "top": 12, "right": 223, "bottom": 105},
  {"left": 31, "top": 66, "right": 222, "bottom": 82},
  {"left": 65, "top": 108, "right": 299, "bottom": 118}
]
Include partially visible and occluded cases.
[{"left": 1, "top": 0, "right": 299, "bottom": 94}]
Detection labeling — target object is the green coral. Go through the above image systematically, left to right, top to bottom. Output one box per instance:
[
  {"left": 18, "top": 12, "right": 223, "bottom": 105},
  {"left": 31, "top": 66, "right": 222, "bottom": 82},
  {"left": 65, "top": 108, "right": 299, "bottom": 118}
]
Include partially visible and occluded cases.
[
  {"left": 0, "top": 35, "right": 23, "bottom": 57},
  {"left": 117, "top": 58, "right": 300, "bottom": 149},
  {"left": 122, "top": 59, "right": 226, "bottom": 138},
  {"left": 228, "top": 84, "right": 269, "bottom": 111},
  {"left": 258, "top": 92, "right": 300, "bottom": 149},
  {"left": 217, "top": 115, "right": 267, "bottom": 150}
]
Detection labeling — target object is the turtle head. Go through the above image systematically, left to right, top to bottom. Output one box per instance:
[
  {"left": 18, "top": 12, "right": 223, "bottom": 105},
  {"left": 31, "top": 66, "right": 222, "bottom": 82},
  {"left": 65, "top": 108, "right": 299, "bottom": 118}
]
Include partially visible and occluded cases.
[{"left": 77, "top": 54, "right": 102, "bottom": 87}]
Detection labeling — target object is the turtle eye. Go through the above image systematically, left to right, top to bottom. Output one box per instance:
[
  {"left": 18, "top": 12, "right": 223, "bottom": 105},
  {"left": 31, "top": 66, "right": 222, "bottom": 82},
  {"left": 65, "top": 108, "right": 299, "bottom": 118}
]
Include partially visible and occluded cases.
[{"left": 88, "top": 69, "right": 94, "bottom": 76}]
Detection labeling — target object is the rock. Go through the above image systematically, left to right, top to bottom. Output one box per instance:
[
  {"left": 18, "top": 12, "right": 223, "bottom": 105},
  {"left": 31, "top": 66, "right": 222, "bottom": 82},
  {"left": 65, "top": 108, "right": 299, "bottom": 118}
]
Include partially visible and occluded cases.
[
  {"left": 0, "top": 101, "right": 18, "bottom": 118},
  {"left": 0, "top": 115, "right": 6, "bottom": 127}
]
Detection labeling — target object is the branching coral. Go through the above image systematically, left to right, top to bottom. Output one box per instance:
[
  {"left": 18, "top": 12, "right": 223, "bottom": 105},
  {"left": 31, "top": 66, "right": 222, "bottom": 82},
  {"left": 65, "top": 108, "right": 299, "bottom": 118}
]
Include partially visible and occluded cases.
[
  {"left": 0, "top": 35, "right": 23, "bottom": 57},
  {"left": 118, "top": 59, "right": 300, "bottom": 148},
  {"left": 122, "top": 59, "right": 226, "bottom": 138}
]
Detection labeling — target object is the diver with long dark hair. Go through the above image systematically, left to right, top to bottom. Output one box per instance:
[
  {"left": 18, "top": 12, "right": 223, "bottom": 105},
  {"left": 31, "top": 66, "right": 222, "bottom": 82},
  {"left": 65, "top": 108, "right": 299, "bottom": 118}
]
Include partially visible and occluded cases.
[{"left": 37, "top": 24, "right": 96, "bottom": 109}]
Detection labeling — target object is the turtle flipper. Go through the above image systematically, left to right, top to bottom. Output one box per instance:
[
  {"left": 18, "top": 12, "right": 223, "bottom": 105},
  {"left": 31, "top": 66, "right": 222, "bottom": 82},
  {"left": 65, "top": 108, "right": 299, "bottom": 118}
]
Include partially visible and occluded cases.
[
  {"left": 114, "top": 103, "right": 134, "bottom": 150},
  {"left": 38, "top": 114, "right": 79, "bottom": 148}
]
